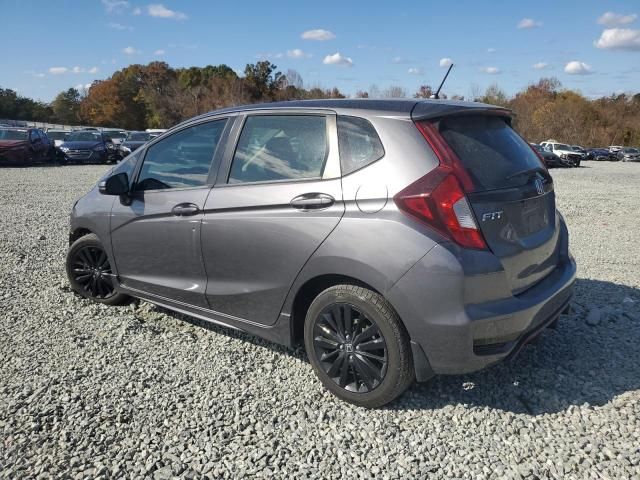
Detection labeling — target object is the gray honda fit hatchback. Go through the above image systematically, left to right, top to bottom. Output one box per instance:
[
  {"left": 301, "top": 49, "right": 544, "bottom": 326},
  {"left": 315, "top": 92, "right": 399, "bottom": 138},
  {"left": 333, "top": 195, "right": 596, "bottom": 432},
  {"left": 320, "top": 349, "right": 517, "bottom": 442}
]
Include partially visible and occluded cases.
[{"left": 66, "top": 99, "right": 576, "bottom": 407}]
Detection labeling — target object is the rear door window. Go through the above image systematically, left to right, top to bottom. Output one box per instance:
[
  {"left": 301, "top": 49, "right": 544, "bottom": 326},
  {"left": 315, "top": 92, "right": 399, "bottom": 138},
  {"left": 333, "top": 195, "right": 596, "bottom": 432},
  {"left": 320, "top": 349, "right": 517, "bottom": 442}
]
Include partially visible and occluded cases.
[
  {"left": 228, "top": 115, "right": 328, "bottom": 184},
  {"left": 438, "top": 115, "right": 544, "bottom": 190}
]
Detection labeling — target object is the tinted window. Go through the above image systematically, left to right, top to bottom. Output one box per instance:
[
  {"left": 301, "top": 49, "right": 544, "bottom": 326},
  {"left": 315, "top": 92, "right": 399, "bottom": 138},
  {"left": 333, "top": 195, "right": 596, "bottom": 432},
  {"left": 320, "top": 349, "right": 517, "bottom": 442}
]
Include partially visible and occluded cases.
[
  {"left": 229, "top": 115, "right": 327, "bottom": 184},
  {"left": 338, "top": 115, "right": 384, "bottom": 175},
  {"left": 439, "top": 116, "right": 544, "bottom": 190},
  {"left": 136, "top": 120, "right": 226, "bottom": 191},
  {"left": 0, "top": 129, "right": 28, "bottom": 140},
  {"left": 47, "top": 131, "right": 68, "bottom": 141},
  {"left": 67, "top": 132, "right": 101, "bottom": 142},
  {"left": 127, "top": 132, "right": 151, "bottom": 141}
]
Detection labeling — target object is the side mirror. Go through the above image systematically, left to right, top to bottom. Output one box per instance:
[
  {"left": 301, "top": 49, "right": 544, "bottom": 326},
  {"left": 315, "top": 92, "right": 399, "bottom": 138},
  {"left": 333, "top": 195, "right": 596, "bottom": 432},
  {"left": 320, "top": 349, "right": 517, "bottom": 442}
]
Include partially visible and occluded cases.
[{"left": 99, "top": 172, "right": 129, "bottom": 195}]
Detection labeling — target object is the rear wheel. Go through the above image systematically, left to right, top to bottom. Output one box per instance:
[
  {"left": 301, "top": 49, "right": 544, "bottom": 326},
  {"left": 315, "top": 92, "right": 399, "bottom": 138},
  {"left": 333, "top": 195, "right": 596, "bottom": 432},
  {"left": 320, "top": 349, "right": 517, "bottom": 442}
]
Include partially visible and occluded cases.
[
  {"left": 66, "top": 234, "right": 130, "bottom": 305},
  {"left": 304, "top": 285, "right": 414, "bottom": 408}
]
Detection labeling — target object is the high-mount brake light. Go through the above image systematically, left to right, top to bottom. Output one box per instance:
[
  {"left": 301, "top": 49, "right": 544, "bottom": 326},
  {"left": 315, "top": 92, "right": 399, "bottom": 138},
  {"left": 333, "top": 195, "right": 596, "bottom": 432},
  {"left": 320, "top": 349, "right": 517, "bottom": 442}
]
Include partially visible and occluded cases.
[{"left": 393, "top": 120, "right": 488, "bottom": 250}]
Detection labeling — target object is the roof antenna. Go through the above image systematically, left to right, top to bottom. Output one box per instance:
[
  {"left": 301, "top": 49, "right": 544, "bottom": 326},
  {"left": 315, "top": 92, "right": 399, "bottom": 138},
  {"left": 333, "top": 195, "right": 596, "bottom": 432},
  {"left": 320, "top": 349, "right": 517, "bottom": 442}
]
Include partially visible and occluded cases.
[{"left": 432, "top": 63, "right": 453, "bottom": 99}]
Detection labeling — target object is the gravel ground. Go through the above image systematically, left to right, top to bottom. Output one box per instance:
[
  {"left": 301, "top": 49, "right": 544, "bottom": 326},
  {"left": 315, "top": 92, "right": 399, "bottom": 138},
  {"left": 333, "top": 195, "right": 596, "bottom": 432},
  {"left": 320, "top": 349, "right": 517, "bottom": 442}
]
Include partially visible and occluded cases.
[{"left": 1, "top": 161, "right": 639, "bottom": 479}]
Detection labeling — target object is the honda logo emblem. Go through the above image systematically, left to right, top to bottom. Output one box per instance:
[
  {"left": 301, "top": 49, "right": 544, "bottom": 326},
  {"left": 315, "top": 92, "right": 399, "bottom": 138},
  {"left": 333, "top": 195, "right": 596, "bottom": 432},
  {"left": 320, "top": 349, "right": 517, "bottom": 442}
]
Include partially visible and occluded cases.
[{"left": 534, "top": 178, "right": 544, "bottom": 195}]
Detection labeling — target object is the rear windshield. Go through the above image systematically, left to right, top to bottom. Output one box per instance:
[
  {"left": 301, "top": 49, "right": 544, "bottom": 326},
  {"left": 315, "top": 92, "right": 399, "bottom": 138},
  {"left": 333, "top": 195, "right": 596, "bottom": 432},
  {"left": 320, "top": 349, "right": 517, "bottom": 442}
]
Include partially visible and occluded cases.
[{"left": 438, "top": 115, "right": 544, "bottom": 190}]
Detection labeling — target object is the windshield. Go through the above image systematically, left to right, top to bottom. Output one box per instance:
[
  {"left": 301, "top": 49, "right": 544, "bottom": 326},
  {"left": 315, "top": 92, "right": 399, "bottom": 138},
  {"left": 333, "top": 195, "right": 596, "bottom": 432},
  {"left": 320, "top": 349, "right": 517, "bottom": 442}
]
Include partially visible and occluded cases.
[
  {"left": 0, "top": 129, "right": 28, "bottom": 141},
  {"left": 47, "top": 131, "right": 68, "bottom": 141},
  {"left": 105, "top": 131, "right": 127, "bottom": 140},
  {"left": 66, "top": 132, "right": 101, "bottom": 142},
  {"left": 127, "top": 132, "right": 151, "bottom": 141},
  {"left": 555, "top": 143, "right": 571, "bottom": 150},
  {"left": 624, "top": 148, "right": 639, "bottom": 154}
]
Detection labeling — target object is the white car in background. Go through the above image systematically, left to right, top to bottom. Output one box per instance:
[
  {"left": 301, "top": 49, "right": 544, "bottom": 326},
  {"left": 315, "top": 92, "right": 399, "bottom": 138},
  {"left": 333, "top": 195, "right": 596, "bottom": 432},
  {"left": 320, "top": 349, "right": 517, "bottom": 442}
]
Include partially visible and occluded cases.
[
  {"left": 145, "top": 128, "right": 167, "bottom": 139},
  {"left": 45, "top": 129, "right": 70, "bottom": 147},
  {"left": 541, "top": 142, "right": 583, "bottom": 167}
]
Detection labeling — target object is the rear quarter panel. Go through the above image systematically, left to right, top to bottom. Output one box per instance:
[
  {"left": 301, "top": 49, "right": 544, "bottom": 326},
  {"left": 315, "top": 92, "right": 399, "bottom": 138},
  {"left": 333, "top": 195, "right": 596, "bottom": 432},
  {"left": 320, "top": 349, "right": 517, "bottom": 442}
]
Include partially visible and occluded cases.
[{"left": 280, "top": 113, "right": 445, "bottom": 313}]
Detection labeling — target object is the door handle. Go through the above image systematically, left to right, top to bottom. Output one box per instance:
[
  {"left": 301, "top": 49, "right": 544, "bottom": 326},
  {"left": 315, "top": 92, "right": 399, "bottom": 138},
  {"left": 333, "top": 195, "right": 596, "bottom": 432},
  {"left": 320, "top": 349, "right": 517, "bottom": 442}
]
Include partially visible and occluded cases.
[
  {"left": 290, "top": 193, "right": 335, "bottom": 210},
  {"left": 172, "top": 203, "right": 200, "bottom": 216}
]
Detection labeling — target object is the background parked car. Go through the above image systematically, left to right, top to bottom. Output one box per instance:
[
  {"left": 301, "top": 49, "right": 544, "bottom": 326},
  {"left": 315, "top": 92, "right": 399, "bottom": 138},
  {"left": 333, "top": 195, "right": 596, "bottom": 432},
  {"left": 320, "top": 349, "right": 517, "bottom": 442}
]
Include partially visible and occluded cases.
[
  {"left": 0, "top": 127, "right": 54, "bottom": 164},
  {"left": 101, "top": 128, "right": 128, "bottom": 146},
  {"left": 145, "top": 128, "right": 167, "bottom": 139},
  {"left": 45, "top": 129, "right": 70, "bottom": 147},
  {"left": 59, "top": 130, "right": 116, "bottom": 164},
  {"left": 118, "top": 131, "right": 151, "bottom": 158},
  {"left": 542, "top": 142, "right": 582, "bottom": 167},
  {"left": 530, "top": 143, "right": 570, "bottom": 168},
  {"left": 571, "top": 145, "right": 589, "bottom": 159},
  {"left": 609, "top": 145, "right": 623, "bottom": 153},
  {"left": 617, "top": 147, "right": 640, "bottom": 162},
  {"left": 586, "top": 148, "right": 614, "bottom": 161}
]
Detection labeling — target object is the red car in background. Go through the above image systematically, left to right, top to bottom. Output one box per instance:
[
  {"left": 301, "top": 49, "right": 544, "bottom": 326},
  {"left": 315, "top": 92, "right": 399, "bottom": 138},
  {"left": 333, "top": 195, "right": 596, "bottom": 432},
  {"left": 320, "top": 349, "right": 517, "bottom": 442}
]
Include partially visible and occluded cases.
[{"left": 0, "top": 127, "right": 55, "bottom": 164}]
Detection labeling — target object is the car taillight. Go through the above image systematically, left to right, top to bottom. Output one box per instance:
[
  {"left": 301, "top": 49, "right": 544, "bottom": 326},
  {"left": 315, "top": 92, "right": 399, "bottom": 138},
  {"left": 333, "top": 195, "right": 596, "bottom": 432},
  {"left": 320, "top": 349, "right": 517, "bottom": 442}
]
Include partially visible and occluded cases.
[{"left": 394, "top": 121, "right": 487, "bottom": 250}]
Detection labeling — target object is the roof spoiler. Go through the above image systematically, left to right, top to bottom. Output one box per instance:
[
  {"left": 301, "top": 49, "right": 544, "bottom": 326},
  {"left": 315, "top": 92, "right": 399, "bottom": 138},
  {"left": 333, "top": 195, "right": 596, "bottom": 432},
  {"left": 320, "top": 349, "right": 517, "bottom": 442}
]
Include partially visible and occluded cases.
[{"left": 411, "top": 102, "right": 512, "bottom": 122}]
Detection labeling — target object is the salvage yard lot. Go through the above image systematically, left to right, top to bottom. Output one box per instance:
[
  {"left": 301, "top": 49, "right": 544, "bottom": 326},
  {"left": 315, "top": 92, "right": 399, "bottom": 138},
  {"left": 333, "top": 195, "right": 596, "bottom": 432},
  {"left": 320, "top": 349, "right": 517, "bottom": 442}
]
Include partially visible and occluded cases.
[{"left": 1, "top": 162, "right": 639, "bottom": 478}]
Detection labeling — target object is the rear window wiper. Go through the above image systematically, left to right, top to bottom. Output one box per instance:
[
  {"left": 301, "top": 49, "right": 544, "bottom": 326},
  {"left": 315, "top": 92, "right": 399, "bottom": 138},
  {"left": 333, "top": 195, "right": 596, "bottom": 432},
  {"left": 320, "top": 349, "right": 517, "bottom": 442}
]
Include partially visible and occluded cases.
[{"left": 505, "top": 167, "right": 545, "bottom": 181}]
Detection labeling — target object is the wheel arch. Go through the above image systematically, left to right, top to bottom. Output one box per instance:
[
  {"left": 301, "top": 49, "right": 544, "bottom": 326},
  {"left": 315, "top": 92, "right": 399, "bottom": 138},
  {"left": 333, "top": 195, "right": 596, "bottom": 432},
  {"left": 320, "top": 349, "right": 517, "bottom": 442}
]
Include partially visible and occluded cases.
[{"left": 69, "top": 227, "right": 93, "bottom": 245}]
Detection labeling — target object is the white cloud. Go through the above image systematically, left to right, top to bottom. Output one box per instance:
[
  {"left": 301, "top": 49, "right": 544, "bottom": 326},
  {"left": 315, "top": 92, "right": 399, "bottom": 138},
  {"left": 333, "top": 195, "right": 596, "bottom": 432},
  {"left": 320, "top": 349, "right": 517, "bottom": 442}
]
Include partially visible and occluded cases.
[
  {"left": 102, "top": 0, "right": 129, "bottom": 13},
  {"left": 147, "top": 4, "right": 187, "bottom": 20},
  {"left": 132, "top": 7, "right": 142, "bottom": 15},
  {"left": 597, "top": 12, "right": 637, "bottom": 27},
  {"left": 518, "top": 18, "right": 542, "bottom": 29},
  {"left": 108, "top": 22, "right": 132, "bottom": 30},
  {"left": 594, "top": 28, "right": 640, "bottom": 50},
  {"left": 301, "top": 29, "right": 335, "bottom": 41},
  {"left": 123, "top": 46, "right": 140, "bottom": 55},
  {"left": 487, "top": 47, "right": 497, "bottom": 53},
  {"left": 154, "top": 49, "right": 166, "bottom": 55},
  {"left": 287, "top": 49, "right": 310, "bottom": 59},
  {"left": 256, "top": 52, "right": 283, "bottom": 60},
  {"left": 323, "top": 52, "right": 353, "bottom": 67},
  {"left": 439, "top": 57, "right": 453, "bottom": 68},
  {"left": 564, "top": 61, "right": 593, "bottom": 75},
  {"left": 532, "top": 62, "right": 549, "bottom": 69},
  {"left": 72, "top": 66, "right": 84, "bottom": 74},
  {"left": 88, "top": 66, "right": 99, "bottom": 74},
  {"left": 480, "top": 66, "right": 501, "bottom": 74},
  {"left": 49, "top": 67, "right": 68, "bottom": 74},
  {"left": 407, "top": 67, "right": 423, "bottom": 75},
  {"left": 34, "top": 73, "right": 46, "bottom": 78},
  {"left": 75, "top": 83, "right": 92, "bottom": 91}
]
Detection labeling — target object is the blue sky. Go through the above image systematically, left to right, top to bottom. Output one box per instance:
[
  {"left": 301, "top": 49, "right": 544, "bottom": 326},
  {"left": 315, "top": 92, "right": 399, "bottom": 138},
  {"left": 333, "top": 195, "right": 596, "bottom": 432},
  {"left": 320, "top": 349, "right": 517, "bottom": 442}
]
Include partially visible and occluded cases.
[{"left": 2, "top": 0, "right": 639, "bottom": 102}]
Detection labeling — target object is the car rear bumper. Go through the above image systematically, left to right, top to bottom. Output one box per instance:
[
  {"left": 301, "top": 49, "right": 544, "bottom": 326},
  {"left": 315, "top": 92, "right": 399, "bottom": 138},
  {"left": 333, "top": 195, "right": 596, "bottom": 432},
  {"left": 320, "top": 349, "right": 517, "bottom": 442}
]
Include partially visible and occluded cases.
[{"left": 387, "top": 241, "right": 576, "bottom": 379}]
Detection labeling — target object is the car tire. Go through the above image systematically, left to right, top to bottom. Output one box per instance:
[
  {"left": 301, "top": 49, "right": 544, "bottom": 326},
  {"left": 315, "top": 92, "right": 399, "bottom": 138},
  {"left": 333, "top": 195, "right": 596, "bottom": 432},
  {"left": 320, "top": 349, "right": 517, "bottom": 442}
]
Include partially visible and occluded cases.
[
  {"left": 66, "top": 234, "right": 130, "bottom": 306},
  {"left": 304, "top": 284, "right": 414, "bottom": 408}
]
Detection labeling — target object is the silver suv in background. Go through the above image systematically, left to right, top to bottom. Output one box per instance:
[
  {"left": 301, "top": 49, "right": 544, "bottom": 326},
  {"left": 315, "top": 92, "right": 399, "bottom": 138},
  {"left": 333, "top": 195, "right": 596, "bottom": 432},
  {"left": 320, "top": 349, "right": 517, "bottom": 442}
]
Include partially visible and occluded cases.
[{"left": 66, "top": 100, "right": 576, "bottom": 407}]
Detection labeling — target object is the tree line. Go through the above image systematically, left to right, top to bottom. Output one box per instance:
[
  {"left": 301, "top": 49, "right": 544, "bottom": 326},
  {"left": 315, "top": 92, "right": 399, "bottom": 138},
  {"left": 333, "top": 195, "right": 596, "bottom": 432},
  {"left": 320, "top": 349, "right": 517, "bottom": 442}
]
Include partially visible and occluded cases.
[{"left": 1, "top": 61, "right": 639, "bottom": 146}]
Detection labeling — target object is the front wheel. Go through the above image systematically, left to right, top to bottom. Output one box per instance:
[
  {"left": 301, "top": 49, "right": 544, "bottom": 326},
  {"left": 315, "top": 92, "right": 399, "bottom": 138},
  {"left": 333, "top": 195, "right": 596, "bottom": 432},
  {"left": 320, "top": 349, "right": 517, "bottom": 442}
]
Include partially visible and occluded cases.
[
  {"left": 66, "top": 234, "right": 130, "bottom": 305},
  {"left": 304, "top": 285, "right": 414, "bottom": 408}
]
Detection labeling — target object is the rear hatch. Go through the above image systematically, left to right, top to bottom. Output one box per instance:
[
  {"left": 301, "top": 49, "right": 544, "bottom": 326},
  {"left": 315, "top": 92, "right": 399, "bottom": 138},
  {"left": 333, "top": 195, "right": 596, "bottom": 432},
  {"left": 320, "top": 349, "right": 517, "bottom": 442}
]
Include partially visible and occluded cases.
[{"left": 417, "top": 113, "right": 559, "bottom": 294}]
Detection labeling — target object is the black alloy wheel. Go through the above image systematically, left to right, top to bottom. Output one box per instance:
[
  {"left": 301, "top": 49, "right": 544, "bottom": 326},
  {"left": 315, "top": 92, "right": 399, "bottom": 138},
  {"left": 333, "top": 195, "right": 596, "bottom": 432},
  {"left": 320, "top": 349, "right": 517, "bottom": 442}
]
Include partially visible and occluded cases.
[
  {"left": 66, "top": 233, "right": 130, "bottom": 305},
  {"left": 70, "top": 245, "right": 115, "bottom": 299},
  {"left": 304, "top": 285, "right": 414, "bottom": 408},
  {"left": 312, "top": 303, "right": 388, "bottom": 393}
]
